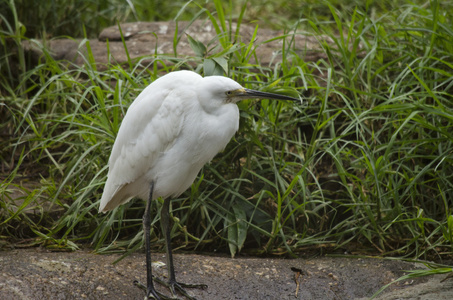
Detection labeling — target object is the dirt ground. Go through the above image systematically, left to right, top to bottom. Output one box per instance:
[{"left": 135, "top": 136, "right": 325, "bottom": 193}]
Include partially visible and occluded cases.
[{"left": 0, "top": 248, "right": 452, "bottom": 300}]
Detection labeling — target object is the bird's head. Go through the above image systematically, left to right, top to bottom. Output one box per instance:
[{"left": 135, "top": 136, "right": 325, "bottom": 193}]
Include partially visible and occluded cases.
[{"left": 197, "top": 75, "right": 299, "bottom": 113}]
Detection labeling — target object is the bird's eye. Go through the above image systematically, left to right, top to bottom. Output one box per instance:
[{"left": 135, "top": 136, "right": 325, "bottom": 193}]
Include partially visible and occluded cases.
[{"left": 226, "top": 91, "right": 232, "bottom": 96}]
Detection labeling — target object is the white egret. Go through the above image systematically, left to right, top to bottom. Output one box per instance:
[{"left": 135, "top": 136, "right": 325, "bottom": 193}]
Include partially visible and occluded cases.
[{"left": 99, "top": 70, "right": 299, "bottom": 299}]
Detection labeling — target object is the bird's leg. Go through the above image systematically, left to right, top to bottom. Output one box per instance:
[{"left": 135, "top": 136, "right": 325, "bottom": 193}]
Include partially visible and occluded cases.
[
  {"left": 133, "top": 181, "right": 176, "bottom": 300},
  {"left": 160, "top": 198, "right": 207, "bottom": 299}
]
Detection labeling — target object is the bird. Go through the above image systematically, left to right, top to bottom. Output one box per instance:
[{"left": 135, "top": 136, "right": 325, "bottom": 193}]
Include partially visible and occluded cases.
[{"left": 98, "top": 70, "right": 299, "bottom": 300}]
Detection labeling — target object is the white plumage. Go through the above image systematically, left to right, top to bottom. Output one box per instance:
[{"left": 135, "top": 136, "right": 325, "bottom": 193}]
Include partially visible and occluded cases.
[{"left": 99, "top": 71, "right": 241, "bottom": 212}]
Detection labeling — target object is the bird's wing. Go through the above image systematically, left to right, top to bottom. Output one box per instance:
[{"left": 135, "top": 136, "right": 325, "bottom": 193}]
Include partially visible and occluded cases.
[{"left": 99, "top": 87, "right": 189, "bottom": 212}]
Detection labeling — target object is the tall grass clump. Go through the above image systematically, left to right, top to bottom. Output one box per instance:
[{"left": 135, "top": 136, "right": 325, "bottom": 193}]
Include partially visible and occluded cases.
[
  {"left": 1, "top": 0, "right": 453, "bottom": 264},
  {"left": 306, "top": 0, "right": 453, "bottom": 259}
]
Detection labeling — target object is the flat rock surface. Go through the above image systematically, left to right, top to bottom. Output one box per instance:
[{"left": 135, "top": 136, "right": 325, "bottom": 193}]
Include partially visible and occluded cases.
[
  {"left": 22, "top": 21, "right": 329, "bottom": 70},
  {"left": 1, "top": 248, "right": 452, "bottom": 299}
]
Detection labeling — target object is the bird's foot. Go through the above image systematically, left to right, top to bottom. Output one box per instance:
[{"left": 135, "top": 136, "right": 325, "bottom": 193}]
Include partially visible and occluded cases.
[
  {"left": 153, "top": 276, "right": 207, "bottom": 300},
  {"left": 134, "top": 277, "right": 207, "bottom": 300},
  {"left": 133, "top": 280, "right": 178, "bottom": 300},
  {"left": 168, "top": 280, "right": 207, "bottom": 300}
]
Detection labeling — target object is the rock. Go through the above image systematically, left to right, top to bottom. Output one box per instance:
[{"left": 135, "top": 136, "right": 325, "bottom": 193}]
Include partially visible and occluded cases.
[
  {"left": 22, "top": 21, "right": 328, "bottom": 70},
  {"left": 1, "top": 248, "right": 452, "bottom": 300}
]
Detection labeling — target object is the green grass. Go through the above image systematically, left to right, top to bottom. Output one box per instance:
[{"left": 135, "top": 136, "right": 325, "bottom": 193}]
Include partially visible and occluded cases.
[{"left": 1, "top": 0, "right": 452, "bottom": 278}]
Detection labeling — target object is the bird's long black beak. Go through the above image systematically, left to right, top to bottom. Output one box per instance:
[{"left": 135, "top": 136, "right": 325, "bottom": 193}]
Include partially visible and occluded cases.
[{"left": 242, "top": 88, "right": 300, "bottom": 102}]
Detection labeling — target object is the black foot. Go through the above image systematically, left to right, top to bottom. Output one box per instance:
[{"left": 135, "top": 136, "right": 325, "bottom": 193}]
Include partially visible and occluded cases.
[
  {"left": 151, "top": 276, "right": 207, "bottom": 300},
  {"left": 133, "top": 280, "right": 178, "bottom": 300},
  {"left": 170, "top": 281, "right": 207, "bottom": 300}
]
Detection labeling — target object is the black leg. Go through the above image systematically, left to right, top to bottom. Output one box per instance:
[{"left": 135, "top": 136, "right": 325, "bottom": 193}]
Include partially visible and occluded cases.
[
  {"left": 133, "top": 181, "right": 172, "bottom": 300},
  {"left": 134, "top": 182, "right": 206, "bottom": 300},
  {"left": 144, "top": 182, "right": 160, "bottom": 299},
  {"left": 160, "top": 198, "right": 208, "bottom": 300},
  {"left": 161, "top": 198, "right": 176, "bottom": 282}
]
